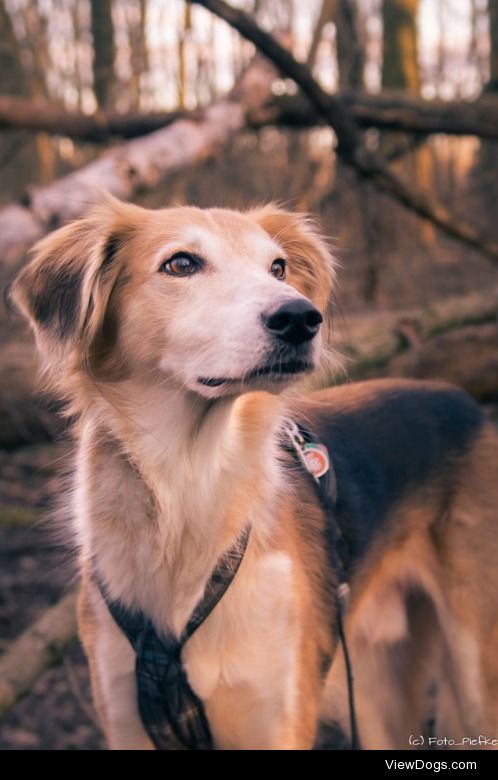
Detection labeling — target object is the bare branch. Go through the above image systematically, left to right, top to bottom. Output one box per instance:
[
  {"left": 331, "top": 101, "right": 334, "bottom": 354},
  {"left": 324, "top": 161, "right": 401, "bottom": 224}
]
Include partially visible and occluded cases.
[
  {"left": 4, "top": 91, "right": 498, "bottom": 142},
  {"left": 252, "top": 91, "right": 498, "bottom": 139},
  {"left": 0, "top": 95, "right": 188, "bottom": 141}
]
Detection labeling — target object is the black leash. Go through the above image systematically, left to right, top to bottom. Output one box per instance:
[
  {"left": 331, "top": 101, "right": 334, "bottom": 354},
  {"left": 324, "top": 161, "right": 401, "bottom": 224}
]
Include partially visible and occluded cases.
[
  {"left": 284, "top": 420, "right": 359, "bottom": 751},
  {"left": 337, "top": 590, "right": 359, "bottom": 750}
]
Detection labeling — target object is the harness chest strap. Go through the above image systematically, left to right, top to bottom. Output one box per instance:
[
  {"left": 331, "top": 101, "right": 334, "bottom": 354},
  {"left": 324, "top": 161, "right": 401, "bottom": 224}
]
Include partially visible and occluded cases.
[
  {"left": 92, "top": 422, "right": 357, "bottom": 750},
  {"left": 92, "top": 526, "right": 251, "bottom": 750}
]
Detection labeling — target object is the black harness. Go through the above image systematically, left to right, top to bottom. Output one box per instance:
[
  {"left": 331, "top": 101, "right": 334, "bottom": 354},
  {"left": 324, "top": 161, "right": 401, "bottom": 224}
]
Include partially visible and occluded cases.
[{"left": 93, "top": 423, "right": 358, "bottom": 750}]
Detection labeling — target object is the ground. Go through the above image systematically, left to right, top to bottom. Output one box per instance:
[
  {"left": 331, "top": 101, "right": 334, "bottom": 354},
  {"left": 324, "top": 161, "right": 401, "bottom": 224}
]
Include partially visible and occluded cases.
[{"left": 0, "top": 441, "right": 104, "bottom": 750}]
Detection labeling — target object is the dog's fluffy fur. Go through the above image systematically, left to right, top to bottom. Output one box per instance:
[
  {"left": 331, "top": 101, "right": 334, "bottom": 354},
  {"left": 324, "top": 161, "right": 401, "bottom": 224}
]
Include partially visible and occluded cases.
[{"left": 10, "top": 198, "right": 498, "bottom": 750}]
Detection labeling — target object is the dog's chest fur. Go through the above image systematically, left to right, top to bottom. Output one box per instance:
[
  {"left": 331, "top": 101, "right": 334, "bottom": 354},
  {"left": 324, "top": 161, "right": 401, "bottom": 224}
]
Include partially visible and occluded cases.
[{"left": 71, "top": 391, "right": 301, "bottom": 741}]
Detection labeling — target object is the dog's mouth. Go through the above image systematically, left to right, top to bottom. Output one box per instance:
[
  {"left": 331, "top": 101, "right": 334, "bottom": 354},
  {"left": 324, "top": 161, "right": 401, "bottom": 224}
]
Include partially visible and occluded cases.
[{"left": 198, "top": 359, "right": 313, "bottom": 388}]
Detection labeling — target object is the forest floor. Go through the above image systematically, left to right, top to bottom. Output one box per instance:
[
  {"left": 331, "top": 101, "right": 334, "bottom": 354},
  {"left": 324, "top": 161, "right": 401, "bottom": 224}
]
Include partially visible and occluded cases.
[
  {"left": 1, "top": 402, "right": 497, "bottom": 750},
  {"left": 0, "top": 440, "right": 105, "bottom": 750}
]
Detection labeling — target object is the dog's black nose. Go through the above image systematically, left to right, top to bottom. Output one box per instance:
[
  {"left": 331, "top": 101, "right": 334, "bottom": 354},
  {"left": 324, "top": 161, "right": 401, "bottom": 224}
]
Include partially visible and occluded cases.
[{"left": 262, "top": 299, "right": 323, "bottom": 344}]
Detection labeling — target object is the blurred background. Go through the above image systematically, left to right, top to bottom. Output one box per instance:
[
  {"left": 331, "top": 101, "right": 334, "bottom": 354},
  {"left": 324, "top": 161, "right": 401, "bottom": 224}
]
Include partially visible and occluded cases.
[{"left": 1, "top": 0, "right": 498, "bottom": 750}]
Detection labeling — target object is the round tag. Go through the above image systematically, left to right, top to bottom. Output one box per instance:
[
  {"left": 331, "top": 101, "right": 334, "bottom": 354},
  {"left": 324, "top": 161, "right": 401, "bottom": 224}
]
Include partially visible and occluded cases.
[{"left": 302, "top": 443, "right": 330, "bottom": 479}]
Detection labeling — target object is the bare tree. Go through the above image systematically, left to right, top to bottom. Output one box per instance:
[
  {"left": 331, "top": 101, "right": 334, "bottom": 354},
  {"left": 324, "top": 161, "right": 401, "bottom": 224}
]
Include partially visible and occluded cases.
[
  {"left": 90, "top": 0, "right": 116, "bottom": 110},
  {"left": 129, "top": 0, "right": 149, "bottom": 109},
  {"left": 336, "top": 0, "right": 364, "bottom": 88},
  {"left": 381, "top": 0, "right": 435, "bottom": 245},
  {"left": 382, "top": 0, "right": 420, "bottom": 91},
  {"left": 470, "top": 0, "right": 498, "bottom": 236},
  {"left": 487, "top": 0, "right": 498, "bottom": 92},
  {"left": 0, "top": 1, "right": 45, "bottom": 200},
  {"left": 178, "top": 4, "right": 192, "bottom": 108}
]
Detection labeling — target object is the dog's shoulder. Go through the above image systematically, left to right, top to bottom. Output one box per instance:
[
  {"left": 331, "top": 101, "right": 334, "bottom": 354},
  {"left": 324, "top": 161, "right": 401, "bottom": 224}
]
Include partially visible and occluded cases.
[{"left": 288, "top": 379, "right": 485, "bottom": 562}]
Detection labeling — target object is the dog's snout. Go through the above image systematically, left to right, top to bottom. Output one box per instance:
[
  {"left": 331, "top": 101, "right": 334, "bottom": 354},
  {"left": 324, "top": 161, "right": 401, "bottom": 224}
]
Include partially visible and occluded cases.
[{"left": 262, "top": 299, "right": 323, "bottom": 344}]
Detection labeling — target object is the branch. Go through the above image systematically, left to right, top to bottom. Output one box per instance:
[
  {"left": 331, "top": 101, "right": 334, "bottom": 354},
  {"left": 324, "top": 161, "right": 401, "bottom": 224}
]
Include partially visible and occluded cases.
[
  {"left": 188, "top": 0, "right": 498, "bottom": 263},
  {"left": 3, "top": 91, "right": 498, "bottom": 142},
  {"left": 251, "top": 91, "right": 498, "bottom": 140},
  {"left": 0, "top": 95, "right": 190, "bottom": 141},
  {"left": 0, "top": 591, "right": 78, "bottom": 719}
]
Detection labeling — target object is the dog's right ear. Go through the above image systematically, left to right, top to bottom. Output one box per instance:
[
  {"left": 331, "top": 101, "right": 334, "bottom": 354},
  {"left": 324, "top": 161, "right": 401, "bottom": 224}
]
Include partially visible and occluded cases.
[{"left": 8, "top": 200, "right": 135, "bottom": 370}]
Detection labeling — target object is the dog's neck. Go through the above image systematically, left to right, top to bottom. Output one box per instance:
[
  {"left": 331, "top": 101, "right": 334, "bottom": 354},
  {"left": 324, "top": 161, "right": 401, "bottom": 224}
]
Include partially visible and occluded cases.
[{"left": 81, "top": 376, "right": 287, "bottom": 634}]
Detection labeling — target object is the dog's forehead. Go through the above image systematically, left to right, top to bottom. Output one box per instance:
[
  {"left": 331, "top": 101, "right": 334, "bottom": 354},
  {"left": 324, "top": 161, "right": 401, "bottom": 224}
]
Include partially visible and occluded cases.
[{"left": 160, "top": 208, "right": 283, "bottom": 260}]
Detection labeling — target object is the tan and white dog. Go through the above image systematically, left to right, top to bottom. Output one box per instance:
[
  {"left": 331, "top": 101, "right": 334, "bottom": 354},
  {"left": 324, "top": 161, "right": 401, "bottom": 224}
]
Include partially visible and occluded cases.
[{"left": 9, "top": 197, "right": 498, "bottom": 750}]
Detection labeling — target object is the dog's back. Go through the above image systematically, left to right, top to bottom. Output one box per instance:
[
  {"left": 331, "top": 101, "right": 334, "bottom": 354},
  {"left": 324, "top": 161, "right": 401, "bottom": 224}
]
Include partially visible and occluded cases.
[{"left": 292, "top": 378, "right": 498, "bottom": 748}]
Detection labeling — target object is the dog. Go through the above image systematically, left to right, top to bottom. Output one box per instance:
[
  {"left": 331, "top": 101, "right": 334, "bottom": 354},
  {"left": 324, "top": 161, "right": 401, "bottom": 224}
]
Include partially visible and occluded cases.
[{"left": 9, "top": 197, "right": 498, "bottom": 750}]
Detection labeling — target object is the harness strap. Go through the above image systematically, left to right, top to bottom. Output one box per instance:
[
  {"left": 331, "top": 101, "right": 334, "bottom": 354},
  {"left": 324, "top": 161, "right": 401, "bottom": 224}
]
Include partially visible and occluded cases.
[
  {"left": 284, "top": 420, "right": 359, "bottom": 751},
  {"left": 93, "top": 421, "right": 358, "bottom": 750},
  {"left": 93, "top": 525, "right": 251, "bottom": 750}
]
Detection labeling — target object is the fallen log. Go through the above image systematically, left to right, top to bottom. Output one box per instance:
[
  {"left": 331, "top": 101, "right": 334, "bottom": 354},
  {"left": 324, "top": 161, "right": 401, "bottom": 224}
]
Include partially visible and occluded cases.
[
  {"left": 0, "top": 55, "right": 277, "bottom": 272},
  {"left": 2, "top": 90, "right": 498, "bottom": 141},
  {"left": 250, "top": 91, "right": 498, "bottom": 139},
  {"left": 0, "top": 94, "right": 190, "bottom": 142},
  {"left": 314, "top": 287, "right": 498, "bottom": 400},
  {"left": 2, "top": 288, "right": 498, "bottom": 447},
  {"left": 0, "top": 590, "right": 78, "bottom": 719}
]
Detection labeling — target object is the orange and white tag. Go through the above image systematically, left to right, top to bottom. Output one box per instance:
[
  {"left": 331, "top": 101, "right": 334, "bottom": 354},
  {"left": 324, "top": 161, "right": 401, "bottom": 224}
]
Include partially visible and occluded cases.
[{"left": 302, "top": 443, "right": 330, "bottom": 480}]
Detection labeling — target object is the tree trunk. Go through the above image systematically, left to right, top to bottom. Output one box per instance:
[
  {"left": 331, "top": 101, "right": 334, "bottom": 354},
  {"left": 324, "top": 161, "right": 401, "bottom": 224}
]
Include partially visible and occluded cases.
[
  {"left": 90, "top": 0, "right": 116, "bottom": 110},
  {"left": 129, "top": 0, "right": 149, "bottom": 109},
  {"left": 308, "top": 0, "right": 338, "bottom": 68},
  {"left": 336, "top": 0, "right": 364, "bottom": 89},
  {"left": 382, "top": 0, "right": 420, "bottom": 91},
  {"left": 382, "top": 0, "right": 434, "bottom": 246},
  {"left": 471, "top": 0, "right": 498, "bottom": 240},
  {"left": 488, "top": 0, "right": 498, "bottom": 92},
  {"left": 0, "top": 1, "right": 44, "bottom": 203},
  {"left": 178, "top": 4, "right": 192, "bottom": 108}
]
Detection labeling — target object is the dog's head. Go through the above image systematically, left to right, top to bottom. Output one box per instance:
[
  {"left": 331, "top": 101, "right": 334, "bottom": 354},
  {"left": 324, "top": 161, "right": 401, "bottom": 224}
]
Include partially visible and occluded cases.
[{"left": 9, "top": 198, "right": 335, "bottom": 400}]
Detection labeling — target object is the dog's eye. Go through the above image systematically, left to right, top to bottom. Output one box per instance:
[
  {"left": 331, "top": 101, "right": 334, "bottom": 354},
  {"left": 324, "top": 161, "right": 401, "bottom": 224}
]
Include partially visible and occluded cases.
[
  {"left": 160, "top": 252, "right": 203, "bottom": 277},
  {"left": 270, "top": 258, "right": 286, "bottom": 280}
]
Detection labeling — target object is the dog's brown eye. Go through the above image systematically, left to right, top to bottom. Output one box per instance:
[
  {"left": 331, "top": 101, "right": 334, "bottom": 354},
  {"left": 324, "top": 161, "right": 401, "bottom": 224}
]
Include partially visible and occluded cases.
[
  {"left": 160, "top": 252, "right": 202, "bottom": 277},
  {"left": 271, "top": 258, "right": 286, "bottom": 280}
]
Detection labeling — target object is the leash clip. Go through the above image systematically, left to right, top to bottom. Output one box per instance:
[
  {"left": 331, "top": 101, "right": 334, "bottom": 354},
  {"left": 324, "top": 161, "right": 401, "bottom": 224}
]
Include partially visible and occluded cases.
[{"left": 284, "top": 420, "right": 330, "bottom": 484}]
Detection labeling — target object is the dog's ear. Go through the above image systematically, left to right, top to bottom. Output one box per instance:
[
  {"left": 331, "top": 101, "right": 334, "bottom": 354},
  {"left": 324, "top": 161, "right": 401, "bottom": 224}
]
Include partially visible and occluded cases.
[
  {"left": 9, "top": 199, "right": 135, "bottom": 371},
  {"left": 249, "top": 204, "right": 336, "bottom": 313}
]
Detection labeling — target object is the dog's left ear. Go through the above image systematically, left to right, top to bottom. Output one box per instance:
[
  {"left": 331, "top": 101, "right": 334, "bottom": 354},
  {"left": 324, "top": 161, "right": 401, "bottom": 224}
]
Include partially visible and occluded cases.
[
  {"left": 8, "top": 199, "right": 136, "bottom": 372},
  {"left": 249, "top": 204, "right": 336, "bottom": 313}
]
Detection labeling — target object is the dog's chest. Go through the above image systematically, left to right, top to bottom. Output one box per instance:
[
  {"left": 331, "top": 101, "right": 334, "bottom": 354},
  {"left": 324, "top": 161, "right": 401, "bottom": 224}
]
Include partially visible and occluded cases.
[{"left": 181, "top": 546, "right": 299, "bottom": 749}]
